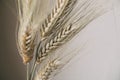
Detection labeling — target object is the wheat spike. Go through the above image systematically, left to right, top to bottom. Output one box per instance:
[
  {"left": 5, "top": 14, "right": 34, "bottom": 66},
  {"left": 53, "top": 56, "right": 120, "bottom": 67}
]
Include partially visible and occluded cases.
[
  {"left": 16, "top": 0, "right": 52, "bottom": 63},
  {"left": 16, "top": 0, "right": 37, "bottom": 63},
  {"left": 36, "top": 0, "right": 102, "bottom": 63},
  {"left": 40, "top": 0, "right": 76, "bottom": 38},
  {"left": 17, "top": 22, "right": 37, "bottom": 63},
  {"left": 37, "top": 24, "right": 73, "bottom": 63},
  {"left": 21, "top": 27, "right": 35, "bottom": 63},
  {"left": 35, "top": 59, "right": 61, "bottom": 80}
]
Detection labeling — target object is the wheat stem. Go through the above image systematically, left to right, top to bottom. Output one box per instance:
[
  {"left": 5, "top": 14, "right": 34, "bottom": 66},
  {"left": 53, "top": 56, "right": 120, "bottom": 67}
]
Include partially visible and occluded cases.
[{"left": 27, "top": 63, "right": 30, "bottom": 80}]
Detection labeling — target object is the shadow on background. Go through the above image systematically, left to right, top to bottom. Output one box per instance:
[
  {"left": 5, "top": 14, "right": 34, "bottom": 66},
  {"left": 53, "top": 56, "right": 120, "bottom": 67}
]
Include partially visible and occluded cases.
[{"left": 0, "top": 0, "right": 26, "bottom": 80}]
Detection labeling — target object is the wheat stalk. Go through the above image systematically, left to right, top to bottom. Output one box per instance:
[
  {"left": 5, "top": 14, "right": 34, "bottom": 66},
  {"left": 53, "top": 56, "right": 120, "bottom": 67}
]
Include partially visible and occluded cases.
[
  {"left": 16, "top": 0, "right": 54, "bottom": 63},
  {"left": 16, "top": 0, "right": 38, "bottom": 63},
  {"left": 25, "top": 0, "right": 77, "bottom": 78},
  {"left": 36, "top": 0, "right": 103, "bottom": 63},
  {"left": 36, "top": 0, "right": 77, "bottom": 63},
  {"left": 28, "top": 1, "right": 106, "bottom": 79},
  {"left": 29, "top": 1, "right": 105, "bottom": 79},
  {"left": 29, "top": 24, "right": 73, "bottom": 80},
  {"left": 34, "top": 42, "right": 86, "bottom": 80}
]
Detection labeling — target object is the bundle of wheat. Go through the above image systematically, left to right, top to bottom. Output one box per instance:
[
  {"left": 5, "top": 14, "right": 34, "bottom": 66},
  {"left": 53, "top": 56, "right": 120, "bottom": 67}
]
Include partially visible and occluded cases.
[{"left": 16, "top": 0, "right": 113, "bottom": 80}]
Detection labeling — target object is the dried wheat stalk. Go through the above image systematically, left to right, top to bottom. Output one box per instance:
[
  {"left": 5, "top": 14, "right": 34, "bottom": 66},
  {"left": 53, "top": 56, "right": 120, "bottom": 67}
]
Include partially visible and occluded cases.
[
  {"left": 16, "top": 0, "right": 39, "bottom": 63},
  {"left": 24, "top": 0, "right": 77, "bottom": 76},
  {"left": 27, "top": 0, "right": 106, "bottom": 79},
  {"left": 36, "top": 0, "right": 77, "bottom": 63},
  {"left": 29, "top": 1, "right": 105, "bottom": 79},
  {"left": 28, "top": 24, "right": 73, "bottom": 80},
  {"left": 34, "top": 42, "right": 85, "bottom": 80},
  {"left": 35, "top": 45, "right": 85, "bottom": 80}
]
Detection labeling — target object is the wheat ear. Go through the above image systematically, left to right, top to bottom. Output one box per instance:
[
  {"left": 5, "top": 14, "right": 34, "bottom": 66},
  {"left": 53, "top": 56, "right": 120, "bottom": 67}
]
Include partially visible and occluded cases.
[
  {"left": 17, "top": 0, "right": 38, "bottom": 63},
  {"left": 40, "top": 0, "right": 76, "bottom": 38},
  {"left": 30, "top": 1, "right": 105, "bottom": 79},
  {"left": 36, "top": 5, "right": 100, "bottom": 63},
  {"left": 37, "top": 24, "right": 73, "bottom": 63},
  {"left": 17, "top": 26, "right": 37, "bottom": 64},
  {"left": 35, "top": 45, "right": 85, "bottom": 80},
  {"left": 35, "top": 59, "right": 61, "bottom": 80}
]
